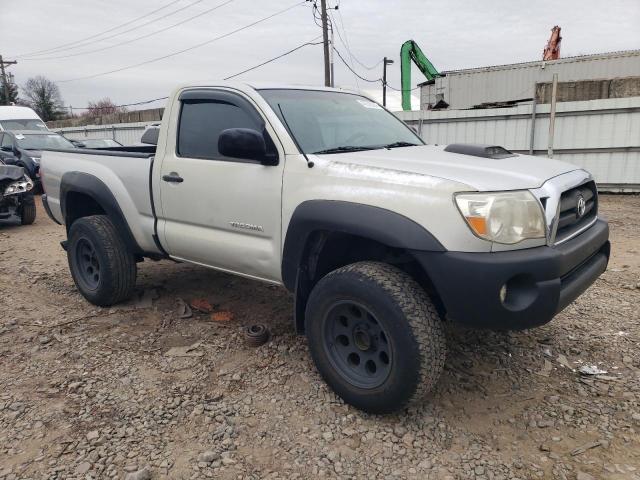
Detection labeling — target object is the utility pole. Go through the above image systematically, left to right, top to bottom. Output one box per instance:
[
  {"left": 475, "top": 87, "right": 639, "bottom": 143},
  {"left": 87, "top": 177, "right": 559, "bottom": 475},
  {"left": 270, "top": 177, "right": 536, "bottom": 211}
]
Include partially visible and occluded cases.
[
  {"left": 320, "top": 0, "right": 331, "bottom": 87},
  {"left": 0, "top": 55, "right": 18, "bottom": 105},
  {"left": 382, "top": 57, "right": 394, "bottom": 107}
]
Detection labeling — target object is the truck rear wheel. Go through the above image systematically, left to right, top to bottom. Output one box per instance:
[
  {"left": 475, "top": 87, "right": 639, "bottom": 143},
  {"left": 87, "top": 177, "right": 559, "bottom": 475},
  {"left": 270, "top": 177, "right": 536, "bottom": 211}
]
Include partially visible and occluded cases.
[
  {"left": 20, "top": 195, "right": 36, "bottom": 225},
  {"left": 67, "top": 215, "right": 137, "bottom": 306},
  {"left": 305, "top": 261, "right": 446, "bottom": 414}
]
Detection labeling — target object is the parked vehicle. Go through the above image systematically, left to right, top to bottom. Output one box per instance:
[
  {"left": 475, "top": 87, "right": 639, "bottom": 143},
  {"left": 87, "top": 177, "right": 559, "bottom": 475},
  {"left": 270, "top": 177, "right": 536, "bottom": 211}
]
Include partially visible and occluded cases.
[
  {"left": 40, "top": 83, "right": 610, "bottom": 413},
  {"left": 0, "top": 106, "right": 48, "bottom": 132},
  {"left": 0, "top": 130, "right": 76, "bottom": 189},
  {"left": 69, "top": 138, "right": 123, "bottom": 149},
  {"left": 0, "top": 159, "right": 36, "bottom": 225}
]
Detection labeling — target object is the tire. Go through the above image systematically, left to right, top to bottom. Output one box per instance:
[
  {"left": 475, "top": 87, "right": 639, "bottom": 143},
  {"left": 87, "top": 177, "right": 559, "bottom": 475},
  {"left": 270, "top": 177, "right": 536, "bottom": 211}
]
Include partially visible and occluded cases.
[
  {"left": 20, "top": 195, "right": 36, "bottom": 225},
  {"left": 67, "top": 215, "right": 137, "bottom": 306},
  {"left": 305, "top": 261, "right": 446, "bottom": 414}
]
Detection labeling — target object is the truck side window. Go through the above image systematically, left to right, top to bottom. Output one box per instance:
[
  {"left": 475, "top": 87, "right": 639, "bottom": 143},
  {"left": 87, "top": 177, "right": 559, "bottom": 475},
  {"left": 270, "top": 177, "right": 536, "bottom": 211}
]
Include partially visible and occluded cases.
[{"left": 177, "top": 100, "right": 261, "bottom": 161}]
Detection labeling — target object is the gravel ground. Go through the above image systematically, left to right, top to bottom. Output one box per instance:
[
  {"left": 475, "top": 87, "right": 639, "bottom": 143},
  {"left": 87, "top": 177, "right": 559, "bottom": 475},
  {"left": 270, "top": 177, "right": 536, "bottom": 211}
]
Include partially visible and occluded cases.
[{"left": 0, "top": 194, "right": 638, "bottom": 480}]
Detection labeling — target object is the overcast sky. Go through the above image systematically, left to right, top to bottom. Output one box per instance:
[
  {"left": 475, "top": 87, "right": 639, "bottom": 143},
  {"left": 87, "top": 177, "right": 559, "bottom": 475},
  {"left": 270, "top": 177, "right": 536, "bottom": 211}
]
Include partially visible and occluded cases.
[{"left": 2, "top": 0, "right": 639, "bottom": 111}]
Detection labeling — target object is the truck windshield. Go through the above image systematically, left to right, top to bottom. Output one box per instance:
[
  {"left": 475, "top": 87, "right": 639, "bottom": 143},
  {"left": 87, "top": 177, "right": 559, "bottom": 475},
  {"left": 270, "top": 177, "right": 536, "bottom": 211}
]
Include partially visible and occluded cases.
[
  {"left": 258, "top": 89, "right": 423, "bottom": 154},
  {"left": 16, "top": 133, "right": 75, "bottom": 150}
]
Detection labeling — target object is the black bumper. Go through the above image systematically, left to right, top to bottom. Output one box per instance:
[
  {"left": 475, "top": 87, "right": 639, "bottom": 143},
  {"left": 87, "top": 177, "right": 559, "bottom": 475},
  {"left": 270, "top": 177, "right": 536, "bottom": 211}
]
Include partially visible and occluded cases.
[{"left": 413, "top": 219, "right": 610, "bottom": 330}]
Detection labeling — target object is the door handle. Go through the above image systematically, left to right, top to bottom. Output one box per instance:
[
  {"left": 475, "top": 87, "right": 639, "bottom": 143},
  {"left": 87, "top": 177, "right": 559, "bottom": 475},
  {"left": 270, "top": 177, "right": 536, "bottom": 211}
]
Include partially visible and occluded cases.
[{"left": 162, "top": 173, "right": 183, "bottom": 183}]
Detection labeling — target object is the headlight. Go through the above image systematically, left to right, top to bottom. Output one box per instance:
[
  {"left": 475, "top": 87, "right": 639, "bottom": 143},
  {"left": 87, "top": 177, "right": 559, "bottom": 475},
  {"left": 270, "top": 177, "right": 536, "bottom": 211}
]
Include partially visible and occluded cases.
[
  {"left": 4, "top": 177, "right": 34, "bottom": 196},
  {"left": 455, "top": 190, "right": 545, "bottom": 244}
]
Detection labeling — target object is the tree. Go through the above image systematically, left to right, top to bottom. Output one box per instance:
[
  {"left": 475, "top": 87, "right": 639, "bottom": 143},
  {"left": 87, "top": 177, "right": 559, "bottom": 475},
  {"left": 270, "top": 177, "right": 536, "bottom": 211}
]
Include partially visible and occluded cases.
[
  {"left": 21, "top": 75, "right": 64, "bottom": 121},
  {"left": 0, "top": 76, "right": 19, "bottom": 105},
  {"left": 85, "top": 98, "right": 126, "bottom": 117}
]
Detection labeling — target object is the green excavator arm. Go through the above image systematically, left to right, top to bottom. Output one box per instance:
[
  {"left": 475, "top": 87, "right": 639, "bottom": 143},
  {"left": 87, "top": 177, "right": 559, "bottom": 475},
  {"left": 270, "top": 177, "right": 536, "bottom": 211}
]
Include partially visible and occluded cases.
[{"left": 400, "top": 40, "right": 440, "bottom": 111}]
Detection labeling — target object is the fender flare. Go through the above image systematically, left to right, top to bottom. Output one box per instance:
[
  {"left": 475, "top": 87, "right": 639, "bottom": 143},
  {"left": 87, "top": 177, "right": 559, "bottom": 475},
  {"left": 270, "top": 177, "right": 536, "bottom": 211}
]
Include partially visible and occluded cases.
[
  {"left": 60, "top": 171, "right": 143, "bottom": 254},
  {"left": 281, "top": 200, "right": 445, "bottom": 291}
]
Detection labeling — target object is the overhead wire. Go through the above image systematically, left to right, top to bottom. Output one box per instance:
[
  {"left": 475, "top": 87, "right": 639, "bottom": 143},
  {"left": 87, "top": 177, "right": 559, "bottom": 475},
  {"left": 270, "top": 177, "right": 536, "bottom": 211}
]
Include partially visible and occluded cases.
[
  {"left": 13, "top": 0, "right": 187, "bottom": 58},
  {"left": 22, "top": 0, "right": 235, "bottom": 61},
  {"left": 22, "top": 0, "right": 209, "bottom": 59},
  {"left": 56, "top": 1, "right": 306, "bottom": 83},
  {"left": 334, "top": 7, "right": 381, "bottom": 70},
  {"left": 65, "top": 36, "right": 323, "bottom": 110}
]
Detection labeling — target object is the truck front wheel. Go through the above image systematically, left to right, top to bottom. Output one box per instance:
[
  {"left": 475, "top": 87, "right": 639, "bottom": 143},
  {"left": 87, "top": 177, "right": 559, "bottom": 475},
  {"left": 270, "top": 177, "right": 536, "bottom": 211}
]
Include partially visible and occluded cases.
[
  {"left": 67, "top": 215, "right": 137, "bottom": 306},
  {"left": 305, "top": 261, "right": 446, "bottom": 414}
]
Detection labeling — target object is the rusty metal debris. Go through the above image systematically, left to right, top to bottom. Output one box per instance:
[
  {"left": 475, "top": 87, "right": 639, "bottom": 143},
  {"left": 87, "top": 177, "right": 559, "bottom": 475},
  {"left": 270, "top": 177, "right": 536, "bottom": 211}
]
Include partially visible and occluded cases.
[
  {"left": 190, "top": 298, "right": 214, "bottom": 313},
  {"left": 211, "top": 311, "right": 234, "bottom": 323},
  {"left": 244, "top": 324, "right": 269, "bottom": 347}
]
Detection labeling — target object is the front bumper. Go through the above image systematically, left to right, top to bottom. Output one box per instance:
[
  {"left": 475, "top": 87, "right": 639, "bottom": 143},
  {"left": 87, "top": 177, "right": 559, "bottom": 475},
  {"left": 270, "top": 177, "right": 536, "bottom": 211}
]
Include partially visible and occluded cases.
[{"left": 413, "top": 219, "right": 610, "bottom": 330}]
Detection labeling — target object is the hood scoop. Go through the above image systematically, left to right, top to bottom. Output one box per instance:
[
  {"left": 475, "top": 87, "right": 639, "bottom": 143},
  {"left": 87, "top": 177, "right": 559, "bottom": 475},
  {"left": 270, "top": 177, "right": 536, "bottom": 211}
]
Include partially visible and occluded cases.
[{"left": 444, "top": 143, "right": 516, "bottom": 159}]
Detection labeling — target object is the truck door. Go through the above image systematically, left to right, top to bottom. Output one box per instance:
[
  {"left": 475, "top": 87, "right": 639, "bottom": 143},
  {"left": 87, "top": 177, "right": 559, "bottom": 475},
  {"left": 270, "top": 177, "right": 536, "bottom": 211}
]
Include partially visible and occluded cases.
[{"left": 157, "top": 88, "right": 284, "bottom": 283}]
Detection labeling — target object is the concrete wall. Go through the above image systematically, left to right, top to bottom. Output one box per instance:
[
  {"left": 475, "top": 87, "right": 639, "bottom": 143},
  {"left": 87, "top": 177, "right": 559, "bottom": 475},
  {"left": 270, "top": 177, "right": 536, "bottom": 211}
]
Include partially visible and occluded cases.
[
  {"left": 535, "top": 76, "right": 640, "bottom": 104},
  {"left": 396, "top": 97, "right": 640, "bottom": 191},
  {"left": 47, "top": 108, "right": 164, "bottom": 129}
]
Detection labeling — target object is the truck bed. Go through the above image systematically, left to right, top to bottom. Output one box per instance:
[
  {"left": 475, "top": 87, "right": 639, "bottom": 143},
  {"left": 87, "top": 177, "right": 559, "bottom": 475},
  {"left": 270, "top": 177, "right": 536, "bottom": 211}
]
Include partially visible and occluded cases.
[{"left": 41, "top": 148, "right": 160, "bottom": 254}]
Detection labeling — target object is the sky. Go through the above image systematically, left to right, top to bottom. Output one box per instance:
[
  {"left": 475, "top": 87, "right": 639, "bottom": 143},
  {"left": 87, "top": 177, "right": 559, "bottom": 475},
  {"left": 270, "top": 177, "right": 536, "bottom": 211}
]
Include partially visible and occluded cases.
[{"left": 1, "top": 0, "right": 639, "bottom": 112}]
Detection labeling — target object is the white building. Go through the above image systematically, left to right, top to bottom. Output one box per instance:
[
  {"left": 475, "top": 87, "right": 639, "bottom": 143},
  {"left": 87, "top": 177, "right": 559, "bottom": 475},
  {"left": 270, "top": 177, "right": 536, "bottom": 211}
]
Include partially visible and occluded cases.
[{"left": 420, "top": 49, "right": 640, "bottom": 110}]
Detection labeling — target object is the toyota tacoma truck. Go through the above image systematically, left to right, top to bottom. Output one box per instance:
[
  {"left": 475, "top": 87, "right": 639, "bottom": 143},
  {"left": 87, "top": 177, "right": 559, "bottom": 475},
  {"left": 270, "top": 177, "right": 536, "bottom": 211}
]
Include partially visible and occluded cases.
[{"left": 40, "top": 83, "right": 610, "bottom": 413}]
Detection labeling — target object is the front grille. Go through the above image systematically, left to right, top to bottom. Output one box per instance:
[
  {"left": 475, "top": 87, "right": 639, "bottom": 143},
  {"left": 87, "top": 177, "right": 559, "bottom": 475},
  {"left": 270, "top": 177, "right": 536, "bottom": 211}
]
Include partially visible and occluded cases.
[{"left": 555, "top": 181, "right": 597, "bottom": 244}]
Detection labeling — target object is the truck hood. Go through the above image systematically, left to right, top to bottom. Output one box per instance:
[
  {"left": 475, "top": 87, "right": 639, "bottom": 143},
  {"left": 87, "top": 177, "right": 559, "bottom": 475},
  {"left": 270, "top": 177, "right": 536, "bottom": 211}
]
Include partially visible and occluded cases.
[{"left": 312, "top": 145, "right": 581, "bottom": 191}]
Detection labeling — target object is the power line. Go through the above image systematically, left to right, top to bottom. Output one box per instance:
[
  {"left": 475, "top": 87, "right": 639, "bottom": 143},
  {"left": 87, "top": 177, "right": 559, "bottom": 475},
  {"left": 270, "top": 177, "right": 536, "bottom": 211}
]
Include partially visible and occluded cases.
[
  {"left": 13, "top": 0, "right": 186, "bottom": 58},
  {"left": 22, "top": 0, "right": 234, "bottom": 61},
  {"left": 22, "top": 0, "right": 208, "bottom": 59},
  {"left": 56, "top": 2, "right": 306, "bottom": 83},
  {"left": 334, "top": 8, "right": 381, "bottom": 71},
  {"left": 328, "top": 10, "right": 359, "bottom": 89},
  {"left": 64, "top": 37, "right": 323, "bottom": 110},
  {"left": 224, "top": 37, "right": 323, "bottom": 79},
  {"left": 332, "top": 47, "right": 381, "bottom": 83}
]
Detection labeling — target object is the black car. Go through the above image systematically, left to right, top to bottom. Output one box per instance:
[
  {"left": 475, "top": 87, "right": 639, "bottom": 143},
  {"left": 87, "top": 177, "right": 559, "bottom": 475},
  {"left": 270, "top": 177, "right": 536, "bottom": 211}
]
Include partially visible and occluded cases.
[
  {"left": 0, "top": 130, "right": 76, "bottom": 188},
  {"left": 69, "top": 138, "right": 123, "bottom": 149},
  {"left": 0, "top": 159, "right": 36, "bottom": 225}
]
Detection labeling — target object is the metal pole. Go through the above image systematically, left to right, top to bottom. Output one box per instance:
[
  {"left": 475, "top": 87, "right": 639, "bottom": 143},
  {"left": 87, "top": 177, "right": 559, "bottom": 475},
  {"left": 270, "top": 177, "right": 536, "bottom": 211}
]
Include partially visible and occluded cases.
[
  {"left": 320, "top": 0, "right": 331, "bottom": 87},
  {"left": 329, "top": 21, "right": 335, "bottom": 87},
  {"left": 0, "top": 55, "right": 10, "bottom": 105},
  {"left": 382, "top": 57, "right": 388, "bottom": 107},
  {"left": 547, "top": 73, "right": 558, "bottom": 158},
  {"left": 529, "top": 83, "right": 537, "bottom": 155}
]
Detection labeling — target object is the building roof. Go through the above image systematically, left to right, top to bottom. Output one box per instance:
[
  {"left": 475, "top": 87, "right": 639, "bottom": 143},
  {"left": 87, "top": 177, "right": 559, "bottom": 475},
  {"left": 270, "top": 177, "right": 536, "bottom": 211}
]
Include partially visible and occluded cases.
[{"left": 436, "top": 49, "right": 640, "bottom": 78}]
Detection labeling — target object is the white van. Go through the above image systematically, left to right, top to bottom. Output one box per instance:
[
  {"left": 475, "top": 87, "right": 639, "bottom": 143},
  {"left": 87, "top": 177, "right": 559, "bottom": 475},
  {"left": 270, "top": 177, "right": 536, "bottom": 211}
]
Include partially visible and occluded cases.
[{"left": 0, "top": 106, "right": 49, "bottom": 132}]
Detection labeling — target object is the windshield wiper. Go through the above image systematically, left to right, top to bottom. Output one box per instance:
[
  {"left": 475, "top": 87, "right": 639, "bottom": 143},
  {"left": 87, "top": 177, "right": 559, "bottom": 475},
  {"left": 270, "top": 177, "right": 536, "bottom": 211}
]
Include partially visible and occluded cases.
[
  {"left": 382, "top": 141, "right": 421, "bottom": 149},
  {"left": 312, "top": 146, "right": 377, "bottom": 155}
]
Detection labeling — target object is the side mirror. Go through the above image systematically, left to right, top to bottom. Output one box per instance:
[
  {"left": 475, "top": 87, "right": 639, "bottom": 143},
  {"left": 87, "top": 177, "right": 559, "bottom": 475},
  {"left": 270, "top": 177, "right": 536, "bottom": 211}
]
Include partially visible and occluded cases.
[
  {"left": 218, "top": 128, "right": 277, "bottom": 165},
  {"left": 0, "top": 145, "right": 12, "bottom": 152}
]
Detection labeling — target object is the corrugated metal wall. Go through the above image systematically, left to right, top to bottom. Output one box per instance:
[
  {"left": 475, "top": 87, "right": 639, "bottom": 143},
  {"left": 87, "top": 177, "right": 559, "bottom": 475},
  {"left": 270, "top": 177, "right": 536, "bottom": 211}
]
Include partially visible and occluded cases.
[
  {"left": 421, "top": 50, "right": 640, "bottom": 110},
  {"left": 52, "top": 97, "right": 640, "bottom": 191},
  {"left": 396, "top": 97, "right": 640, "bottom": 191},
  {"left": 53, "top": 121, "right": 156, "bottom": 146}
]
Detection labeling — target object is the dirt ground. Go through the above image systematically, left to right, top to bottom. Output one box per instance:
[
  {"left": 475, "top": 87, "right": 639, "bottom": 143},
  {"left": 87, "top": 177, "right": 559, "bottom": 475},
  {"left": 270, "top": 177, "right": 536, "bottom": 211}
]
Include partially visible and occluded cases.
[{"left": 0, "top": 195, "right": 638, "bottom": 480}]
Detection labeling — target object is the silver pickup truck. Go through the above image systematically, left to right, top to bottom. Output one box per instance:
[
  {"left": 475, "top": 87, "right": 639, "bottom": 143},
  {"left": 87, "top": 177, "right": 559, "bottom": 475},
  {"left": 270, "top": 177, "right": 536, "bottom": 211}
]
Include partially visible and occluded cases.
[{"left": 41, "top": 82, "right": 610, "bottom": 413}]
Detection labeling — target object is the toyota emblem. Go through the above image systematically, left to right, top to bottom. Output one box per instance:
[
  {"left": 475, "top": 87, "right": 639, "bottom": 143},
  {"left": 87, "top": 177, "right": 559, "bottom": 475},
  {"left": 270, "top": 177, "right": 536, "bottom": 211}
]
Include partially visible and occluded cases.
[{"left": 576, "top": 195, "right": 586, "bottom": 218}]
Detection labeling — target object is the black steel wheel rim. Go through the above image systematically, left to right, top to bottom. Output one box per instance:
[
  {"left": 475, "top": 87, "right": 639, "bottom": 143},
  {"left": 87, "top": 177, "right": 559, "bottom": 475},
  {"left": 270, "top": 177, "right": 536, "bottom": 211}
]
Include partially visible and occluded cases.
[
  {"left": 75, "top": 238, "right": 101, "bottom": 291},
  {"left": 322, "top": 300, "right": 393, "bottom": 389}
]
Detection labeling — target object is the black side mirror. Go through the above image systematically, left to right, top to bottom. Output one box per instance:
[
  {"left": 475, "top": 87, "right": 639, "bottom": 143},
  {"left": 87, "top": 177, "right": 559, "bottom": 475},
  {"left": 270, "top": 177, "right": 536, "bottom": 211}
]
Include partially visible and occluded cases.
[
  {"left": 218, "top": 128, "right": 277, "bottom": 165},
  {"left": 0, "top": 145, "right": 12, "bottom": 152}
]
